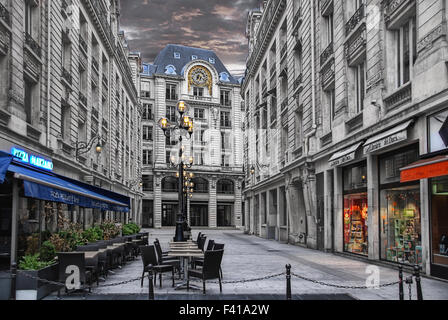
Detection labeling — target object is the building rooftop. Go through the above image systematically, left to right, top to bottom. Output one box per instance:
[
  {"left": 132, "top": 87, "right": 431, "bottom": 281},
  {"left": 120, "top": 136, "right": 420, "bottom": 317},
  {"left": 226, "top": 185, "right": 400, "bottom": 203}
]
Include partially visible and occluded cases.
[{"left": 143, "top": 44, "right": 239, "bottom": 84}]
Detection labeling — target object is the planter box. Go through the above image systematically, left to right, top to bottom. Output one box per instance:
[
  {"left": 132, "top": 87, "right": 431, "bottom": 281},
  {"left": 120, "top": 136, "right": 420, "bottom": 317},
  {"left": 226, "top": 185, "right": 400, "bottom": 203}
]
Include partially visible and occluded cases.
[
  {"left": 16, "top": 263, "right": 59, "bottom": 300},
  {"left": 0, "top": 272, "right": 11, "bottom": 300}
]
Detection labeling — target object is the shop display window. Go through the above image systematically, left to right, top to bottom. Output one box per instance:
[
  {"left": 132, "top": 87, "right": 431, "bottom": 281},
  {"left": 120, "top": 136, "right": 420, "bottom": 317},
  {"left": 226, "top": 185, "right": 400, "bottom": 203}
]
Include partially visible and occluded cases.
[
  {"left": 431, "top": 176, "right": 448, "bottom": 268},
  {"left": 380, "top": 186, "right": 422, "bottom": 265},
  {"left": 344, "top": 194, "right": 368, "bottom": 255}
]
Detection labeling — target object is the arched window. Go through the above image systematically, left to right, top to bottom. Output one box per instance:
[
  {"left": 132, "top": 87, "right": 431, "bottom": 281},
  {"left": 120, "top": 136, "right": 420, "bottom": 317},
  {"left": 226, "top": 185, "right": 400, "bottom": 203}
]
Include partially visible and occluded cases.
[
  {"left": 165, "top": 65, "right": 177, "bottom": 75},
  {"left": 219, "top": 72, "right": 230, "bottom": 82},
  {"left": 162, "top": 176, "right": 178, "bottom": 192},
  {"left": 192, "top": 177, "right": 209, "bottom": 193},
  {"left": 217, "top": 179, "right": 234, "bottom": 194}
]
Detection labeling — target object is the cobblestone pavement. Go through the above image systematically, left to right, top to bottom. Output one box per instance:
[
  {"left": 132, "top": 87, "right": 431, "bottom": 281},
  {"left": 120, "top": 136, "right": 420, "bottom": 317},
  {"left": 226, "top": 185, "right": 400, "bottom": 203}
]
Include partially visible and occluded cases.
[{"left": 48, "top": 228, "right": 448, "bottom": 300}]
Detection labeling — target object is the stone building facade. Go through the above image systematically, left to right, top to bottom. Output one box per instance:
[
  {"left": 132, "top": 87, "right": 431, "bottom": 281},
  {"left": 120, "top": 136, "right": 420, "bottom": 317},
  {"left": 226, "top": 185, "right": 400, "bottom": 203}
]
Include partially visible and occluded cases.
[
  {"left": 0, "top": 0, "right": 142, "bottom": 229},
  {"left": 243, "top": 0, "right": 448, "bottom": 280},
  {"left": 139, "top": 44, "right": 245, "bottom": 229}
]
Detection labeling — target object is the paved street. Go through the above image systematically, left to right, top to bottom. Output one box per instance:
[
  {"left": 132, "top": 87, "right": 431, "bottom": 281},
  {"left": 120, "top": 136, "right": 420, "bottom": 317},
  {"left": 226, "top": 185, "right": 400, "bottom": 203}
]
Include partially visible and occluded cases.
[{"left": 48, "top": 229, "right": 448, "bottom": 300}]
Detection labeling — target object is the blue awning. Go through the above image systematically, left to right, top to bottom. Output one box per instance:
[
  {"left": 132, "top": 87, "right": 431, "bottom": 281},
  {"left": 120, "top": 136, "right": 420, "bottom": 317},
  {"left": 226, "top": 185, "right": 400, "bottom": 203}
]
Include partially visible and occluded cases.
[
  {"left": 0, "top": 151, "right": 13, "bottom": 184},
  {"left": 6, "top": 162, "right": 129, "bottom": 212}
]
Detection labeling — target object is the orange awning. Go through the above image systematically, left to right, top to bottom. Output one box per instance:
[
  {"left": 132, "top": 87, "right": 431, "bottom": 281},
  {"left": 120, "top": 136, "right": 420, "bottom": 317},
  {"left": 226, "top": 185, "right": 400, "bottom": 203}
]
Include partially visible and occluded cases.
[{"left": 400, "top": 155, "right": 448, "bottom": 183}]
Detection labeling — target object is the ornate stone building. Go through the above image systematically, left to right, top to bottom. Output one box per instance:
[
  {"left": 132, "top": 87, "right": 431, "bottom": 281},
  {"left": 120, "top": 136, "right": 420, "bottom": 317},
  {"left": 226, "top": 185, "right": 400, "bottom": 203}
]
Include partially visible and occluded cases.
[
  {"left": 0, "top": 0, "right": 142, "bottom": 228},
  {"left": 243, "top": 0, "right": 448, "bottom": 280},
  {"left": 139, "top": 44, "right": 244, "bottom": 229}
]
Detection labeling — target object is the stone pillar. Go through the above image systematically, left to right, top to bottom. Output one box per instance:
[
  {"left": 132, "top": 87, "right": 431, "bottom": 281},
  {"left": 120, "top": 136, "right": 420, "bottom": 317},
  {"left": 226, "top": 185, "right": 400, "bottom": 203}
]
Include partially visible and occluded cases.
[
  {"left": 367, "top": 154, "right": 380, "bottom": 260},
  {"left": 303, "top": 166, "right": 317, "bottom": 249},
  {"left": 333, "top": 166, "right": 344, "bottom": 253},
  {"left": 324, "top": 170, "right": 333, "bottom": 251},
  {"left": 154, "top": 174, "right": 162, "bottom": 228},
  {"left": 208, "top": 177, "right": 217, "bottom": 228},
  {"left": 421, "top": 178, "right": 430, "bottom": 274},
  {"left": 234, "top": 180, "right": 243, "bottom": 228},
  {"left": 277, "top": 186, "right": 285, "bottom": 242},
  {"left": 244, "top": 195, "right": 250, "bottom": 233}
]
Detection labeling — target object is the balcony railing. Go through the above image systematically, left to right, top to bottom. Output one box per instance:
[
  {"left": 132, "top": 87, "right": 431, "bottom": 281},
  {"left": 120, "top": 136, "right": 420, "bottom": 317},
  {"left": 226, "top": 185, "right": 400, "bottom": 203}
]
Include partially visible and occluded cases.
[
  {"left": 385, "top": 0, "right": 411, "bottom": 21},
  {"left": 0, "top": 2, "right": 11, "bottom": 26},
  {"left": 346, "top": 4, "right": 365, "bottom": 36},
  {"left": 24, "top": 32, "right": 41, "bottom": 57},
  {"left": 79, "top": 34, "right": 88, "bottom": 55},
  {"left": 320, "top": 42, "right": 333, "bottom": 66},
  {"left": 91, "top": 56, "right": 99, "bottom": 73},
  {"left": 62, "top": 67, "right": 72, "bottom": 85},
  {"left": 294, "top": 73, "right": 303, "bottom": 90},
  {"left": 79, "top": 91, "right": 87, "bottom": 107},
  {"left": 281, "top": 98, "right": 288, "bottom": 111},
  {"left": 92, "top": 107, "right": 99, "bottom": 119}
]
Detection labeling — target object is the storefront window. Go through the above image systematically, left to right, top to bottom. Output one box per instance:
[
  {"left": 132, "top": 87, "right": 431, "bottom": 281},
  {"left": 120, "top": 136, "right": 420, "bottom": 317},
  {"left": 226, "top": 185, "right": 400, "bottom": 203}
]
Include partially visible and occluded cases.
[
  {"left": 428, "top": 108, "right": 448, "bottom": 153},
  {"left": 379, "top": 146, "right": 422, "bottom": 265},
  {"left": 343, "top": 162, "right": 368, "bottom": 256},
  {"left": 431, "top": 176, "right": 448, "bottom": 269},
  {"left": 380, "top": 186, "right": 421, "bottom": 265},
  {"left": 344, "top": 193, "right": 368, "bottom": 255}
]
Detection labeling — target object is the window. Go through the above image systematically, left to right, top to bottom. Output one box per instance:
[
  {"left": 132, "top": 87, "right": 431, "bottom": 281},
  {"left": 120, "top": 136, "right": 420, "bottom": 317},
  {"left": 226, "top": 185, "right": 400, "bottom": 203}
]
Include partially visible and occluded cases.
[
  {"left": 323, "top": 12, "right": 334, "bottom": 47},
  {"left": 396, "top": 17, "right": 417, "bottom": 88},
  {"left": 174, "top": 52, "right": 180, "bottom": 59},
  {"left": 191, "top": 55, "right": 198, "bottom": 60},
  {"left": 209, "top": 57, "right": 215, "bottom": 64},
  {"left": 354, "top": 62, "right": 366, "bottom": 113},
  {"left": 24, "top": 80, "right": 33, "bottom": 124},
  {"left": 141, "top": 81, "right": 150, "bottom": 98},
  {"left": 166, "top": 84, "right": 177, "bottom": 100},
  {"left": 193, "top": 87, "right": 204, "bottom": 97},
  {"left": 328, "top": 89, "right": 335, "bottom": 126},
  {"left": 220, "top": 90, "right": 231, "bottom": 106},
  {"left": 270, "top": 96, "right": 277, "bottom": 124},
  {"left": 61, "top": 101, "right": 70, "bottom": 141},
  {"left": 142, "top": 104, "right": 153, "bottom": 120},
  {"left": 166, "top": 105, "right": 176, "bottom": 122},
  {"left": 194, "top": 108, "right": 205, "bottom": 119},
  {"left": 429, "top": 109, "right": 448, "bottom": 153},
  {"left": 220, "top": 111, "right": 231, "bottom": 127},
  {"left": 142, "top": 125, "right": 152, "bottom": 141},
  {"left": 165, "top": 131, "right": 176, "bottom": 146},
  {"left": 221, "top": 132, "right": 231, "bottom": 151},
  {"left": 142, "top": 150, "right": 153, "bottom": 165},
  {"left": 166, "top": 150, "right": 171, "bottom": 164},
  {"left": 194, "top": 151, "right": 204, "bottom": 165},
  {"left": 221, "top": 154, "right": 230, "bottom": 167},
  {"left": 142, "top": 175, "right": 153, "bottom": 192},
  {"left": 162, "top": 177, "right": 178, "bottom": 192},
  {"left": 192, "top": 178, "right": 209, "bottom": 193},
  {"left": 217, "top": 179, "right": 234, "bottom": 194}
]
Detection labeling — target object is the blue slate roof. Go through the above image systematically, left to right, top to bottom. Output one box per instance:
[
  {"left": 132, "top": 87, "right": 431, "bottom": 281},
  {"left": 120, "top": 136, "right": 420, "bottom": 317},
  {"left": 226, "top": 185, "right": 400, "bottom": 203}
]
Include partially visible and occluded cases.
[{"left": 150, "top": 44, "right": 239, "bottom": 84}]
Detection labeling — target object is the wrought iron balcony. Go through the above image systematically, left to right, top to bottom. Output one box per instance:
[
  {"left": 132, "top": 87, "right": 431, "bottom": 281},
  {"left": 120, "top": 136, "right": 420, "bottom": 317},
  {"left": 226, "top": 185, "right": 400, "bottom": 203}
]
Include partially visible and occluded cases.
[
  {"left": 0, "top": 2, "right": 11, "bottom": 26},
  {"left": 346, "top": 4, "right": 365, "bottom": 36},
  {"left": 24, "top": 32, "right": 41, "bottom": 57},
  {"left": 79, "top": 34, "right": 88, "bottom": 55},
  {"left": 320, "top": 42, "right": 333, "bottom": 66},
  {"left": 62, "top": 67, "right": 72, "bottom": 85},
  {"left": 79, "top": 91, "right": 87, "bottom": 107}
]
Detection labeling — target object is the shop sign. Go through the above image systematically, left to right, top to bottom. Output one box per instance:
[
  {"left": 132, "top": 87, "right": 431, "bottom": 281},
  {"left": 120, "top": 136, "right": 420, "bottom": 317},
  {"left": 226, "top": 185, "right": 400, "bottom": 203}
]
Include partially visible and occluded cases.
[
  {"left": 363, "top": 130, "right": 407, "bottom": 155},
  {"left": 11, "top": 147, "right": 53, "bottom": 171},
  {"left": 330, "top": 152, "right": 356, "bottom": 168},
  {"left": 401, "top": 159, "right": 448, "bottom": 183}
]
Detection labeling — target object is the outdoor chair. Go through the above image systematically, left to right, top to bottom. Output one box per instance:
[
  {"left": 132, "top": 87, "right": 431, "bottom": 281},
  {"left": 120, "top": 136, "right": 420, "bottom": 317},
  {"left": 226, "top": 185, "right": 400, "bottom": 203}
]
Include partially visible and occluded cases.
[
  {"left": 193, "top": 232, "right": 202, "bottom": 244},
  {"left": 198, "top": 236, "right": 207, "bottom": 251},
  {"left": 154, "top": 238, "right": 169, "bottom": 256},
  {"left": 154, "top": 240, "right": 181, "bottom": 277},
  {"left": 193, "top": 240, "right": 214, "bottom": 269},
  {"left": 212, "top": 243, "right": 225, "bottom": 279},
  {"left": 140, "top": 245, "right": 175, "bottom": 288},
  {"left": 187, "top": 249, "right": 224, "bottom": 294},
  {"left": 57, "top": 252, "right": 93, "bottom": 297}
]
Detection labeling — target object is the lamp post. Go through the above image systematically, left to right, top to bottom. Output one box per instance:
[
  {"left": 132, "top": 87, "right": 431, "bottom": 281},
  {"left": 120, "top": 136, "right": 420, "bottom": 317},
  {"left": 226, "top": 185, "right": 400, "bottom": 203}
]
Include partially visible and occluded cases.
[
  {"left": 159, "top": 101, "right": 194, "bottom": 242},
  {"left": 74, "top": 134, "right": 103, "bottom": 161}
]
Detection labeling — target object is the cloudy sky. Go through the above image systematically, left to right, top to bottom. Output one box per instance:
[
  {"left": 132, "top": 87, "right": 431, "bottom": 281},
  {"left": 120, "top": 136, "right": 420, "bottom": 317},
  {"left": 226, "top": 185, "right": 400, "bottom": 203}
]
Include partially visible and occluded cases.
[{"left": 119, "top": 0, "right": 261, "bottom": 77}]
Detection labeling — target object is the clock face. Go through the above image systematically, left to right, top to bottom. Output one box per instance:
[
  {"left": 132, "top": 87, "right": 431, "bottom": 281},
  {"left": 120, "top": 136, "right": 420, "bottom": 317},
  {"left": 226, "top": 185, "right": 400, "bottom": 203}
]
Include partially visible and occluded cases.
[{"left": 191, "top": 67, "right": 208, "bottom": 86}]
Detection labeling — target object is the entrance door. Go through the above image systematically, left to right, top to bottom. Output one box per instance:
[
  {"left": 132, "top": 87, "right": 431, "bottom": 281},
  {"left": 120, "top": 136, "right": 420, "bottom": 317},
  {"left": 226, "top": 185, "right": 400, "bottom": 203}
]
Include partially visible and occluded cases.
[
  {"left": 316, "top": 172, "right": 325, "bottom": 251},
  {"left": 142, "top": 200, "right": 153, "bottom": 228},
  {"left": 162, "top": 203, "right": 178, "bottom": 226},
  {"left": 190, "top": 204, "right": 208, "bottom": 227},
  {"left": 217, "top": 204, "right": 233, "bottom": 227}
]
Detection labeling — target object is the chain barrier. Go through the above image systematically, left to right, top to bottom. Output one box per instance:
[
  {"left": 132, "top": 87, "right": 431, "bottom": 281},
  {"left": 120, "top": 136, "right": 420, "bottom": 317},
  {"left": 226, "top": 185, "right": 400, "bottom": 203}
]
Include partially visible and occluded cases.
[
  {"left": 188, "top": 272, "right": 285, "bottom": 284},
  {"left": 290, "top": 272, "right": 400, "bottom": 290}
]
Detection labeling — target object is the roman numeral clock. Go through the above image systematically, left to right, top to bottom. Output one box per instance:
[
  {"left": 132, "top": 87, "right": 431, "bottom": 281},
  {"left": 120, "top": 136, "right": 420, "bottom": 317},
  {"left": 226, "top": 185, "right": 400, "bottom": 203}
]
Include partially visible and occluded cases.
[{"left": 188, "top": 65, "right": 213, "bottom": 95}]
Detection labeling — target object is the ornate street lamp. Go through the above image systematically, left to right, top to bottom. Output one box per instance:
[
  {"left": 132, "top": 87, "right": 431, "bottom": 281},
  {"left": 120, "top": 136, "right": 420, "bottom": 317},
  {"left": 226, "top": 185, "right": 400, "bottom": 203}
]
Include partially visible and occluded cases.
[
  {"left": 159, "top": 100, "right": 194, "bottom": 242},
  {"left": 74, "top": 134, "right": 104, "bottom": 161}
]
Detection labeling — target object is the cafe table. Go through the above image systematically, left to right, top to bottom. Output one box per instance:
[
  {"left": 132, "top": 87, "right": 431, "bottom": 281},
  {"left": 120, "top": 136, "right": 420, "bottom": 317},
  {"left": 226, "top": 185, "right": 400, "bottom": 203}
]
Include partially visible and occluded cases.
[{"left": 167, "top": 248, "right": 204, "bottom": 290}]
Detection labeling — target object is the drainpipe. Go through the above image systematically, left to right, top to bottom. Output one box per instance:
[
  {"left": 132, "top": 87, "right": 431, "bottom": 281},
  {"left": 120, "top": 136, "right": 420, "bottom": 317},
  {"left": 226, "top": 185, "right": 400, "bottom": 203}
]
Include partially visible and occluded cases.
[
  {"left": 46, "top": 0, "right": 52, "bottom": 148},
  {"left": 305, "top": 0, "right": 317, "bottom": 156}
]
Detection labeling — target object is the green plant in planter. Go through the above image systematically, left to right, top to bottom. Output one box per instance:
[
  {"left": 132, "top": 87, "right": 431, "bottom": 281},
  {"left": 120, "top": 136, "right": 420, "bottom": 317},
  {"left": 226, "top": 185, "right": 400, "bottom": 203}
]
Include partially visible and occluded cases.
[
  {"left": 101, "top": 221, "right": 122, "bottom": 240},
  {"left": 122, "top": 223, "right": 140, "bottom": 236},
  {"left": 82, "top": 226, "right": 103, "bottom": 243},
  {"left": 39, "top": 241, "right": 56, "bottom": 262},
  {"left": 19, "top": 254, "right": 55, "bottom": 271}
]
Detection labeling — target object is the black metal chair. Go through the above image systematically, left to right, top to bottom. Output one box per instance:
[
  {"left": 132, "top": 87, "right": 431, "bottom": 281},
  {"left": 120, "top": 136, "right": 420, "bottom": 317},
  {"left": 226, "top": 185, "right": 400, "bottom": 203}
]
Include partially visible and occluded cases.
[
  {"left": 193, "top": 232, "right": 202, "bottom": 244},
  {"left": 198, "top": 236, "right": 207, "bottom": 251},
  {"left": 154, "top": 238, "right": 169, "bottom": 256},
  {"left": 153, "top": 240, "right": 181, "bottom": 277},
  {"left": 193, "top": 240, "right": 214, "bottom": 269},
  {"left": 212, "top": 243, "right": 224, "bottom": 279},
  {"left": 140, "top": 245, "right": 175, "bottom": 288},
  {"left": 187, "top": 249, "right": 224, "bottom": 294},
  {"left": 57, "top": 252, "right": 93, "bottom": 297}
]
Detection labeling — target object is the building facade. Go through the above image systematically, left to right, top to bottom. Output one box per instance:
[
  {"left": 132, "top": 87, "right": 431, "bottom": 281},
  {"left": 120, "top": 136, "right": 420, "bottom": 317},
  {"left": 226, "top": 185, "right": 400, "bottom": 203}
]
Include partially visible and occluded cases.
[
  {"left": 0, "top": 0, "right": 142, "bottom": 233},
  {"left": 243, "top": 0, "right": 448, "bottom": 280},
  {"left": 139, "top": 44, "right": 245, "bottom": 229}
]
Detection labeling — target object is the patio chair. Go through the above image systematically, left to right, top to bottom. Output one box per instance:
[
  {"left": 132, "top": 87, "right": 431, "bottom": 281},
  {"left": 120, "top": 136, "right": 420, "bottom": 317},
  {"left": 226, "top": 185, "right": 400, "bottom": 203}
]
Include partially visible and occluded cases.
[
  {"left": 193, "top": 232, "right": 202, "bottom": 244},
  {"left": 154, "top": 238, "right": 169, "bottom": 256},
  {"left": 154, "top": 240, "right": 181, "bottom": 276},
  {"left": 193, "top": 240, "right": 214, "bottom": 269},
  {"left": 212, "top": 243, "right": 224, "bottom": 279},
  {"left": 140, "top": 245, "right": 175, "bottom": 288},
  {"left": 187, "top": 249, "right": 224, "bottom": 294},
  {"left": 57, "top": 252, "right": 93, "bottom": 297}
]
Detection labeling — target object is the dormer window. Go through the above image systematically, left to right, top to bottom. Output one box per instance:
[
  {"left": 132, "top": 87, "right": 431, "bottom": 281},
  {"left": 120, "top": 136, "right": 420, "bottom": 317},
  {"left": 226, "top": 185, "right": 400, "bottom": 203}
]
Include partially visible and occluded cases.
[
  {"left": 174, "top": 52, "right": 180, "bottom": 59},
  {"left": 191, "top": 55, "right": 198, "bottom": 60},
  {"left": 209, "top": 57, "right": 215, "bottom": 64},
  {"left": 165, "top": 65, "right": 177, "bottom": 75},
  {"left": 219, "top": 72, "right": 230, "bottom": 82}
]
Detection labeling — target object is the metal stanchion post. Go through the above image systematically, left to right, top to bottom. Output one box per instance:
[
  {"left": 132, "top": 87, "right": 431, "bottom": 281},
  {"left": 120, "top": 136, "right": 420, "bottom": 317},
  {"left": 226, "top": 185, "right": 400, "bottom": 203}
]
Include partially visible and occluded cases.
[
  {"left": 10, "top": 262, "right": 17, "bottom": 300},
  {"left": 286, "top": 264, "right": 291, "bottom": 300},
  {"left": 148, "top": 265, "right": 154, "bottom": 300},
  {"left": 398, "top": 265, "right": 404, "bottom": 301},
  {"left": 414, "top": 265, "right": 423, "bottom": 301}
]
